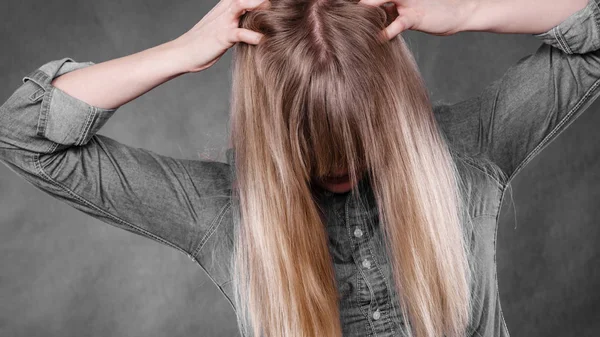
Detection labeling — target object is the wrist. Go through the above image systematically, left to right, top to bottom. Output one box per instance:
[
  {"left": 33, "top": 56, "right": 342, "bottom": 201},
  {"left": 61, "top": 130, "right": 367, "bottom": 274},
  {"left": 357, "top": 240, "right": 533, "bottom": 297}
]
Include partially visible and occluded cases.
[
  {"left": 455, "top": 0, "right": 486, "bottom": 33},
  {"left": 147, "top": 39, "right": 192, "bottom": 78}
]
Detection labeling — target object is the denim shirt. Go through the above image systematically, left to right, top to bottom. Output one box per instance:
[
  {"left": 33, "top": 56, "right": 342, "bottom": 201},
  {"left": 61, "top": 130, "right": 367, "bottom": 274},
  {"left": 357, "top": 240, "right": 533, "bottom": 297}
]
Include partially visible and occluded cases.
[{"left": 2, "top": 0, "right": 600, "bottom": 336}]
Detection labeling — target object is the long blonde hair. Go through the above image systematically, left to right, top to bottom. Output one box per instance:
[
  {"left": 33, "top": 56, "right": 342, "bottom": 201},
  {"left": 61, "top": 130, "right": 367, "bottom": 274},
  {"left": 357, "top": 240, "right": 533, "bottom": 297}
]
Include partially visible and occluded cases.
[{"left": 228, "top": 1, "right": 473, "bottom": 336}]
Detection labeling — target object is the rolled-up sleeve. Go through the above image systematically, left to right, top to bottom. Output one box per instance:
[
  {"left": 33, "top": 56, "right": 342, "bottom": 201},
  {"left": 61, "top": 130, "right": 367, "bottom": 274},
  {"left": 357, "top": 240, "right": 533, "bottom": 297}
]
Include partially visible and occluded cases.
[
  {"left": 434, "top": 0, "right": 600, "bottom": 186},
  {"left": 532, "top": 0, "right": 600, "bottom": 55},
  {"left": 0, "top": 57, "right": 233, "bottom": 266},
  {"left": 0, "top": 58, "right": 114, "bottom": 153},
  {"left": 33, "top": 59, "right": 117, "bottom": 147}
]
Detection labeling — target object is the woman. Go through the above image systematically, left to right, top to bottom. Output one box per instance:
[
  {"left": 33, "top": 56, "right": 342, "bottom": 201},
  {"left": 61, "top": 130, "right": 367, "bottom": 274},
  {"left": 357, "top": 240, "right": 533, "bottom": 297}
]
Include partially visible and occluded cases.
[{"left": 0, "top": 0, "right": 595, "bottom": 336}]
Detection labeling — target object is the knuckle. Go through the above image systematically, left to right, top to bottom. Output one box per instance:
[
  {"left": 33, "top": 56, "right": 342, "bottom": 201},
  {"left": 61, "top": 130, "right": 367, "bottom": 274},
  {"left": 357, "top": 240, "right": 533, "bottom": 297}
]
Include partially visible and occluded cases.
[
  {"left": 234, "top": 0, "right": 246, "bottom": 10},
  {"left": 235, "top": 29, "right": 245, "bottom": 41},
  {"left": 227, "top": 30, "right": 236, "bottom": 42},
  {"left": 216, "top": 33, "right": 229, "bottom": 46}
]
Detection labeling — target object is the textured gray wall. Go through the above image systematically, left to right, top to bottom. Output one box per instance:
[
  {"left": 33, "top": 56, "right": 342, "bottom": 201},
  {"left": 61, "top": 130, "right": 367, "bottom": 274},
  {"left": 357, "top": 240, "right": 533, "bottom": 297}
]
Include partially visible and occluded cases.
[{"left": 1, "top": 1, "right": 599, "bottom": 336}]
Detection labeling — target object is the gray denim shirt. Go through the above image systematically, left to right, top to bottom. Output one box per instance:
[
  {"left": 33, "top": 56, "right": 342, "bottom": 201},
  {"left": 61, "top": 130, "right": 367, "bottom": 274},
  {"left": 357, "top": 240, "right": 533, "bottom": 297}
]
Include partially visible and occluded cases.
[{"left": 2, "top": 0, "right": 600, "bottom": 336}]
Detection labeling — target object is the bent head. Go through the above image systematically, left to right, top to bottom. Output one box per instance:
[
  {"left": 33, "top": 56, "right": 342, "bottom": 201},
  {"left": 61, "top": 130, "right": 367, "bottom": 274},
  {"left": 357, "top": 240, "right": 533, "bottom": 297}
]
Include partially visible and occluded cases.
[
  {"left": 231, "top": 0, "right": 400, "bottom": 195},
  {"left": 229, "top": 2, "right": 472, "bottom": 337}
]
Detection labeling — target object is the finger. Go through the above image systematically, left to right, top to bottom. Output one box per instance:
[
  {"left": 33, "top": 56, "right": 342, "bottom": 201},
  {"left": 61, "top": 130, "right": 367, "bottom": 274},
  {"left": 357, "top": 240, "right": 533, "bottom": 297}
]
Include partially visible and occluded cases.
[
  {"left": 230, "top": 0, "right": 270, "bottom": 15},
  {"left": 240, "top": 0, "right": 270, "bottom": 15},
  {"left": 254, "top": 0, "right": 271, "bottom": 10},
  {"left": 358, "top": 0, "right": 407, "bottom": 7},
  {"left": 359, "top": 1, "right": 403, "bottom": 30},
  {"left": 384, "top": 15, "right": 414, "bottom": 39},
  {"left": 229, "top": 27, "right": 265, "bottom": 45}
]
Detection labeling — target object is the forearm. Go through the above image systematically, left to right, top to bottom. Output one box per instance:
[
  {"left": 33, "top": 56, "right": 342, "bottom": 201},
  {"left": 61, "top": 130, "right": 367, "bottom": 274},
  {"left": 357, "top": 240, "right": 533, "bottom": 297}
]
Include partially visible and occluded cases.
[
  {"left": 462, "top": 0, "right": 590, "bottom": 34},
  {"left": 50, "top": 40, "right": 187, "bottom": 110}
]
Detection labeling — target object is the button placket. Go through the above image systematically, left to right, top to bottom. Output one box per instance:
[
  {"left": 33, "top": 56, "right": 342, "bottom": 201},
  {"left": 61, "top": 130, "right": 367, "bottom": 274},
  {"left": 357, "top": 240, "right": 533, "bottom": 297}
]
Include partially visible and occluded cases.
[
  {"left": 346, "top": 195, "right": 399, "bottom": 336},
  {"left": 354, "top": 225, "right": 372, "bottom": 271}
]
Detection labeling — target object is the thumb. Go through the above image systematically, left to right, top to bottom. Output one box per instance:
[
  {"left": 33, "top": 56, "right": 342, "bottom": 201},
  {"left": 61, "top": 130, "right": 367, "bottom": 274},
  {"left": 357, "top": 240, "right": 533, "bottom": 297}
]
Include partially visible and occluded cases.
[
  {"left": 385, "top": 14, "right": 415, "bottom": 39},
  {"left": 230, "top": 28, "right": 265, "bottom": 45}
]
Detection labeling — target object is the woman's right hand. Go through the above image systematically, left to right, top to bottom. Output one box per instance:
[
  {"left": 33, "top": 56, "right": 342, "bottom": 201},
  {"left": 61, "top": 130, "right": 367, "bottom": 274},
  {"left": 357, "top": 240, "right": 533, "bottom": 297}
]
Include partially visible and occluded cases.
[{"left": 172, "top": 0, "right": 271, "bottom": 74}]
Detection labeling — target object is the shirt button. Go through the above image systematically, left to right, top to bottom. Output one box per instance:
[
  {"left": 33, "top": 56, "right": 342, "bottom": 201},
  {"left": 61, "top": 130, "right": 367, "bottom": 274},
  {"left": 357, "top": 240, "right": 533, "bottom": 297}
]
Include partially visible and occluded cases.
[
  {"left": 354, "top": 227, "right": 363, "bottom": 238},
  {"left": 362, "top": 259, "right": 371, "bottom": 269},
  {"left": 372, "top": 309, "right": 381, "bottom": 320}
]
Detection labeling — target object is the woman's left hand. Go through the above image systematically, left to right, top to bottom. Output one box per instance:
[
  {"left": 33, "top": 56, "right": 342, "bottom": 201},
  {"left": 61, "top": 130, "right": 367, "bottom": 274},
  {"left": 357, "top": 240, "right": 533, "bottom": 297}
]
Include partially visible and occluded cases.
[{"left": 358, "top": 0, "right": 478, "bottom": 39}]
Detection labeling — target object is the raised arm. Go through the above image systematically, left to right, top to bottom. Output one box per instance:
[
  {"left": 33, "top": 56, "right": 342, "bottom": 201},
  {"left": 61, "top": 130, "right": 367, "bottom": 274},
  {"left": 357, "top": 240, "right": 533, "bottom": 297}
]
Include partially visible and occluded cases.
[
  {"left": 0, "top": 0, "right": 269, "bottom": 283},
  {"left": 433, "top": 0, "right": 600, "bottom": 186},
  {"left": 0, "top": 54, "right": 234, "bottom": 263}
]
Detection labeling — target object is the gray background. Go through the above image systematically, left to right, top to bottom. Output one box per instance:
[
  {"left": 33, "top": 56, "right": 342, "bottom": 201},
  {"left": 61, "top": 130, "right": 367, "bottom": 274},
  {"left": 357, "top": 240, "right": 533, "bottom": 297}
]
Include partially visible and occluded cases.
[{"left": 1, "top": 1, "right": 599, "bottom": 336}]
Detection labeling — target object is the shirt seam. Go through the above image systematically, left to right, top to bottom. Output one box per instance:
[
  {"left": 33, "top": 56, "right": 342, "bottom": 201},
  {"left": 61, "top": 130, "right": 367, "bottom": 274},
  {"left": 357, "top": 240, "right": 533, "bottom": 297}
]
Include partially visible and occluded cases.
[
  {"left": 592, "top": 0, "right": 600, "bottom": 51},
  {"left": 554, "top": 26, "right": 573, "bottom": 55},
  {"left": 505, "top": 74, "right": 600, "bottom": 185},
  {"left": 36, "top": 80, "right": 53, "bottom": 139},
  {"left": 29, "top": 87, "right": 45, "bottom": 102},
  {"left": 76, "top": 104, "right": 97, "bottom": 146},
  {"left": 32, "top": 151, "right": 195, "bottom": 260},
  {"left": 458, "top": 154, "right": 506, "bottom": 188},
  {"left": 495, "top": 183, "right": 511, "bottom": 337},
  {"left": 192, "top": 200, "right": 232, "bottom": 258},
  {"left": 188, "top": 201, "right": 237, "bottom": 316},
  {"left": 190, "top": 253, "right": 239, "bottom": 316}
]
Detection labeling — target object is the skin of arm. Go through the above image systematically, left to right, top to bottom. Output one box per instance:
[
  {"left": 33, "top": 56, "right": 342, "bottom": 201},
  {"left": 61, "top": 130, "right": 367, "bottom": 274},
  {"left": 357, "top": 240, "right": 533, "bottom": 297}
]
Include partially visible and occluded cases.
[
  {"left": 49, "top": 0, "right": 270, "bottom": 111},
  {"left": 49, "top": 0, "right": 589, "bottom": 111},
  {"left": 362, "top": 0, "right": 590, "bottom": 38},
  {"left": 462, "top": 0, "right": 590, "bottom": 34},
  {"left": 50, "top": 41, "right": 186, "bottom": 110}
]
